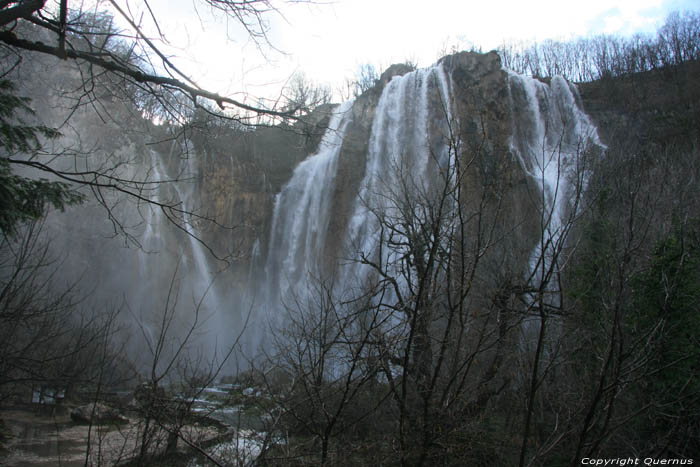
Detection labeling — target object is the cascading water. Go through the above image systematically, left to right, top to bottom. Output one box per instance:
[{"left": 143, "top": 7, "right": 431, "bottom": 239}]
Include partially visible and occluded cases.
[
  {"left": 252, "top": 58, "right": 602, "bottom": 358},
  {"left": 255, "top": 65, "right": 455, "bottom": 336},
  {"left": 341, "top": 65, "right": 454, "bottom": 294},
  {"left": 505, "top": 69, "right": 603, "bottom": 365},
  {"left": 506, "top": 71, "right": 602, "bottom": 282},
  {"left": 256, "top": 100, "right": 354, "bottom": 334},
  {"left": 135, "top": 144, "right": 229, "bottom": 363},
  {"left": 141, "top": 149, "right": 165, "bottom": 254},
  {"left": 174, "top": 155, "right": 220, "bottom": 303}
]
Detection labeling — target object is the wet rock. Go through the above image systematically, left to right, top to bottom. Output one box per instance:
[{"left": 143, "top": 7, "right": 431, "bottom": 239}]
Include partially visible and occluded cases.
[
  {"left": 379, "top": 63, "right": 415, "bottom": 84},
  {"left": 70, "top": 402, "right": 129, "bottom": 425}
]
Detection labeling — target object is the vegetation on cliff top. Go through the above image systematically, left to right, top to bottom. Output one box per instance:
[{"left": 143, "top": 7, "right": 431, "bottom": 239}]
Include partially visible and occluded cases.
[{"left": 0, "top": 6, "right": 698, "bottom": 466}]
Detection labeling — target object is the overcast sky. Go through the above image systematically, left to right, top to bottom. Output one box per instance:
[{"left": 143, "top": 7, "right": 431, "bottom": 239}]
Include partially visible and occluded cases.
[{"left": 127, "top": 0, "right": 700, "bottom": 102}]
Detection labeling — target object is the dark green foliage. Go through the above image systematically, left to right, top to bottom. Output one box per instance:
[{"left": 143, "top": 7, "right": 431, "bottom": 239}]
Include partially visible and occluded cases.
[
  {"left": 0, "top": 79, "right": 84, "bottom": 235},
  {"left": 0, "top": 80, "right": 59, "bottom": 153},
  {"left": 630, "top": 224, "right": 700, "bottom": 454},
  {"left": 633, "top": 226, "right": 700, "bottom": 378}
]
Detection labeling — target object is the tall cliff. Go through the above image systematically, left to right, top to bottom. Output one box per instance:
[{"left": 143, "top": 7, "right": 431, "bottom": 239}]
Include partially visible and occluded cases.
[
  {"left": 6, "top": 42, "right": 699, "bottom": 461},
  {"left": 13, "top": 46, "right": 696, "bottom": 363},
  {"left": 241, "top": 50, "right": 603, "bottom": 362}
]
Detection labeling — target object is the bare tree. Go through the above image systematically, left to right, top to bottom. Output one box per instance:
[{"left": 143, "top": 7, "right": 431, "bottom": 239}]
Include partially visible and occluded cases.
[
  {"left": 0, "top": 0, "right": 306, "bottom": 122},
  {"left": 0, "top": 0, "right": 322, "bottom": 259},
  {"left": 497, "top": 11, "right": 700, "bottom": 81},
  {"left": 326, "top": 70, "right": 537, "bottom": 464},
  {"left": 282, "top": 72, "right": 332, "bottom": 117},
  {"left": 557, "top": 136, "right": 700, "bottom": 463},
  {"left": 0, "top": 218, "right": 122, "bottom": 405},
  {"left": 129, "top": 259, "right": 245, "bottom": 464},
  {"left": 258, "top": 275, "right": 389, "bottom": 465}
]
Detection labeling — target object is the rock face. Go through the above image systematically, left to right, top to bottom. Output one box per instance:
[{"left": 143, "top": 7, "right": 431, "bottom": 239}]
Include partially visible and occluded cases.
[
  {"left": 246, "top": 49, "right": 605, "bottom": 347},
  {"left": 444, "top": 51, "right": 541, "bottom": 271},
  {"left": 318, "top": 52, "right": 531, "bottom": 272},
  {"left": 327, "top": 52, "right": 536, "bottom": 276},
  {"left": 578, "top": 59, "right": 700, "bottom": 150},
  {"left": 186, "top": 110, "right": 335, "bottom": 286},
  {"left": 70, "top": 403, "right": 129, "bottom": 425}
]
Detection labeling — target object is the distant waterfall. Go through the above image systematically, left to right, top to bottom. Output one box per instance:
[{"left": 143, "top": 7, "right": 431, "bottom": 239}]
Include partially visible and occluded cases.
[
  {"left": 254, "top": 61, "right": 602, "bottom": 347},
  {"left": 254, "top": 65, "right": 455, "bottom": 334},
  {"left": 341, "top": 65, "right": 454, "bottom": 294},
  {"left": 506, "top": 72, "right": 602, "bottom": 280},
  {"left": 260, "top": 100, "right": 355, "bottom": 318},
  {"left": 136, "top": 145, "right": 227, "bottom": 361},
  {"left": 141, "top": 150, "right": 166, "bottom": 256},
  {"left": 173, "top": 155, "right": 220, "bottom": 303}
]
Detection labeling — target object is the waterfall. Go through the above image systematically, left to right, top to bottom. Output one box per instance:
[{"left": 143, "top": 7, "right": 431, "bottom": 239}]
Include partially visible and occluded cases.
[
  {"left": 254, "top": 60, "right": 602, "bottom": 354},
  {"left": 255, "top": 65, "right": 455, "bottom": 334},
  {"left": 342, "top": 65, "right": 454, "bottom": 295},
  {"left": 506, "top": 71, "right": 603, "bottom": 360},
  {"left": 506, "top": 72, "right": 602, "bottom": 280},
  {"left": 259, "top": 100, "right": 355, "bottom": 324},
  {"left": 135, "top": 145, "right": 227, "bottom": 362},
  {"left": 140, "top": 146, "right": 220, "bottom": 305},
  {"left": 141, "top": 149, "right": 165, "bottom": 254},
  {"left": 173, "top": 155, "right": 219, "bottom": 302}
]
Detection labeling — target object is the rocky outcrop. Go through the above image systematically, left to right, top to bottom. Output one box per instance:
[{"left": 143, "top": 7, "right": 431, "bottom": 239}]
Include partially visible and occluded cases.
[
  {"left": 320, "top": 51, "right": 539, "bottom": 277},
  {"left": 446, "top": 51, "right": 541, "bottom": 263},
  {"left": 579, "top": 59, "right": 700, "bottom": 150},
  {"left": 379, "top": 63, "right": 415, "bottom": 84},
  {"left": 321, "top": 76, "right": 383, "bottom": 264},
  {"left": 185, "top": 107, "right": 337, "bottom": 282},
  {"left": 70, "top": 403, "right": 129, "bottom": 425}
]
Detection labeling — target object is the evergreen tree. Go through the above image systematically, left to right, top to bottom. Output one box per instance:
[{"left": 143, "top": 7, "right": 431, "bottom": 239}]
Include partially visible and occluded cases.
[{"left": 0, "top": 79, "right": 83, "bottom": 235}]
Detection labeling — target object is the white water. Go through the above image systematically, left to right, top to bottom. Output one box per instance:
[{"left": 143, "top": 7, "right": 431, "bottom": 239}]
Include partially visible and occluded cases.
[
  {"left": 252, "top": 62, "right": 601, "bottom": 357},
  {"left": 253, "top": 64, "right": 456, "bottom": 340},
  {"left": 341, "top": 65, "right": 454, "bottom": 296},
  {"left": 506, "top": 71, "right": 603, "bottom": 370},
  {"left": 506, "top": 72, "right": 602, "bottom": 282},
  {"left": 258, "top": 100, "right": 354, "bottom": 328},
  {"left": 135, "top": 145, "right": 227, "bottom": 365},
  {"left": 141, "top": 149, "right": 165, "bottom": 253},
  {"left": 173, "top": 155, "right": 219, "bottom": 301}
]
